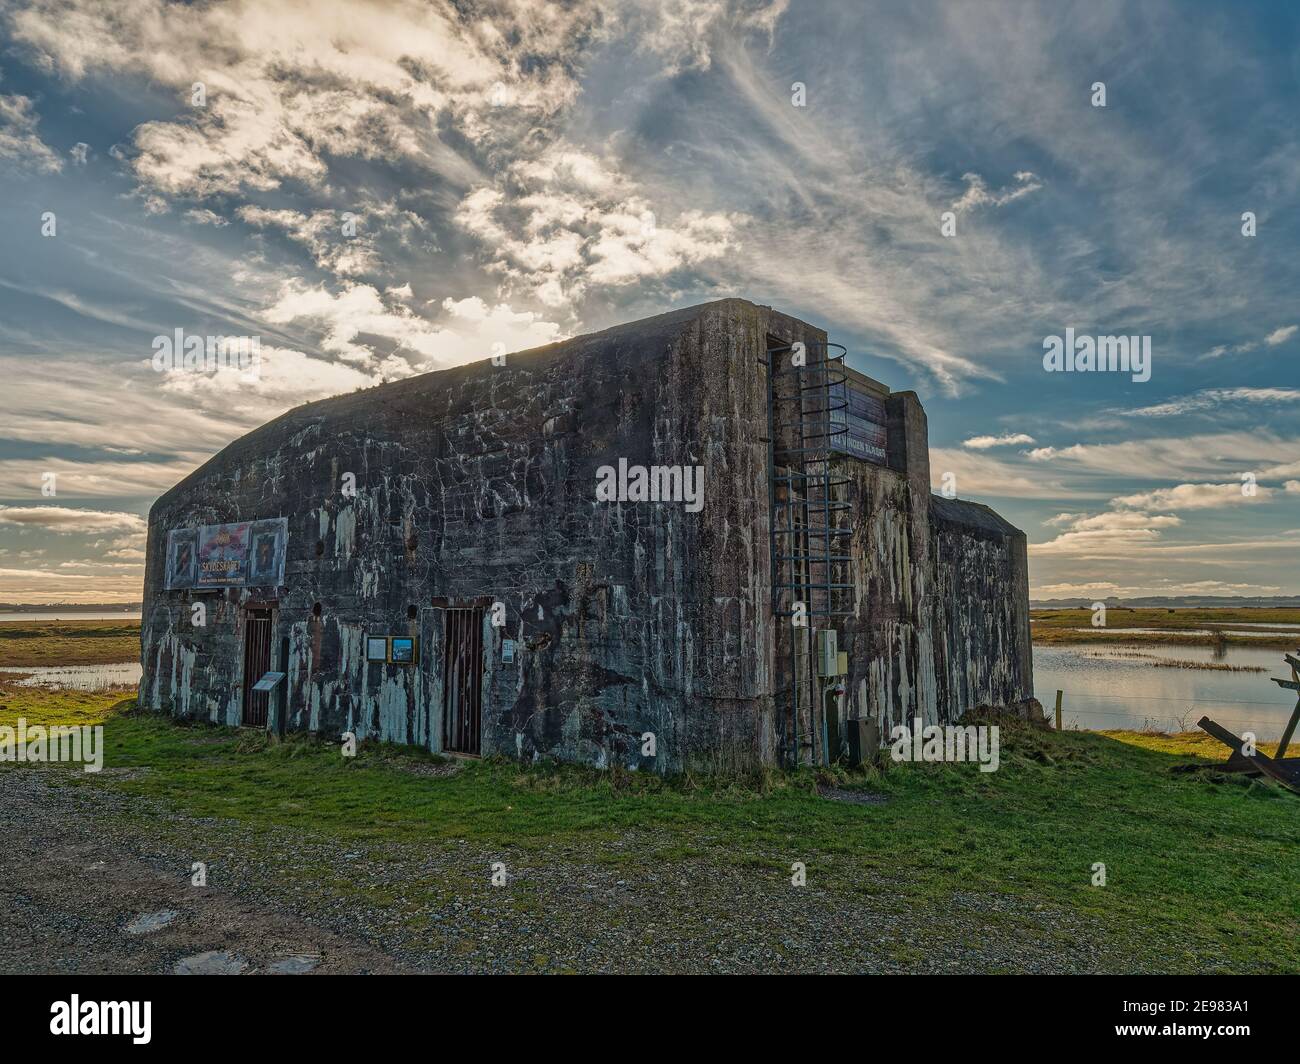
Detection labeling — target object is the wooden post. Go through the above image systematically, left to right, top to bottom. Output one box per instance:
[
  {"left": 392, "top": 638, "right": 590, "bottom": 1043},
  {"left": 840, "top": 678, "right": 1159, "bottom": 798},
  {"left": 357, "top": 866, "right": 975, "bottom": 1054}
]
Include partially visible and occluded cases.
[
  {"left": 1276, "top": 651, "right": 1300, "bottom": 760},
  {"left": 1055, "top": 689, "right": 1063, "bottom": 731}
]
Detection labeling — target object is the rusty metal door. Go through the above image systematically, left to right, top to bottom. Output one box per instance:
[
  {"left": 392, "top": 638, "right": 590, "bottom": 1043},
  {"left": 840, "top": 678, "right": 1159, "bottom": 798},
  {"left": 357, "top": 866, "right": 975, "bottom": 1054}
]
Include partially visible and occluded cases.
[
  {"left": 442, "top": 607, "right": 484, "bottom": 754},
  {"left": 241, "top": 608, "right": 273, "bottom": 727}
]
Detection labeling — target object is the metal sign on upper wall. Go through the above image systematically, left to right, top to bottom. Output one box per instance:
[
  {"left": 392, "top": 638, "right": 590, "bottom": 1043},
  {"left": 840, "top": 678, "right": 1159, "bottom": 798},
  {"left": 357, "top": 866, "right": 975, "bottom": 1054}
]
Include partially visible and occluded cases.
[
  {"left": 829, "top": 382, "right": 888, "bottom": 464},
  {"left": 165, "top": 518, "right": 288, "bottom": 590}
]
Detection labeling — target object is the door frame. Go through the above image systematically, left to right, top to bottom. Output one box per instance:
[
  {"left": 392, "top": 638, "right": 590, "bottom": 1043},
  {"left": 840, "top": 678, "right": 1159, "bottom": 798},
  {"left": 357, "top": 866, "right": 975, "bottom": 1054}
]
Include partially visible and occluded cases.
[
  {"left": 240, "top": 605, "right": 275, "bottom": 728},
  {"left": 441, "top": 605, "right": 486, "bottom": 756}
]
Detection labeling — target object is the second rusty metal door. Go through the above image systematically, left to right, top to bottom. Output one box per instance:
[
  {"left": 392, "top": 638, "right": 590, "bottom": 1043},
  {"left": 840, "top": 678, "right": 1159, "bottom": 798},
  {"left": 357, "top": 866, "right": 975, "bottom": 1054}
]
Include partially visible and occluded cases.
[{"left": 442, "top": 607, "right": 484, "bottom": 755}]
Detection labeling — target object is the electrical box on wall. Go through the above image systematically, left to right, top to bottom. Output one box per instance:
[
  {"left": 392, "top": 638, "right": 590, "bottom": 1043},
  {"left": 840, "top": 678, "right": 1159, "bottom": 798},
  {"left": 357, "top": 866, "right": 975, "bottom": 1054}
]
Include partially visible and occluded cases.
[{"left": 816, "top": 629, "right": 838, "bottom": 677}]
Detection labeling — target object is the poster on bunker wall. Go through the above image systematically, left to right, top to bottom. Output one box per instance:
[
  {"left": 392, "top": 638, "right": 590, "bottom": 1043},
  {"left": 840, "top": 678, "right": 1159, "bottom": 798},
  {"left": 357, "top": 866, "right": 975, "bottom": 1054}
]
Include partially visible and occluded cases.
[{"left": 165, "top": 517, "right": 288, "bottom": 590}]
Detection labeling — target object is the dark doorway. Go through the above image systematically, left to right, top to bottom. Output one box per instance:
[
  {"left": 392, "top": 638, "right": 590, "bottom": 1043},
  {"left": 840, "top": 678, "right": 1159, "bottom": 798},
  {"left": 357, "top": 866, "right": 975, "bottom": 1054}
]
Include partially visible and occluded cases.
[
  {"left": 442, "top": 607, "right": 484, "bottom": 755},
  {"left": 241, "top": 608, "right": 273, "bottom": 727}
]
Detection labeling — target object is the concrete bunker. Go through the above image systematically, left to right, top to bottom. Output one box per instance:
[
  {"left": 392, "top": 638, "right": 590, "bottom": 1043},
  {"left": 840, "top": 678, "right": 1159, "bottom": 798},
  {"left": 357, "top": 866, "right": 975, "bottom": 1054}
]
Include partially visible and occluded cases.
[{"left": 140, "top": 299, "right": 1034, "bottom": 773}]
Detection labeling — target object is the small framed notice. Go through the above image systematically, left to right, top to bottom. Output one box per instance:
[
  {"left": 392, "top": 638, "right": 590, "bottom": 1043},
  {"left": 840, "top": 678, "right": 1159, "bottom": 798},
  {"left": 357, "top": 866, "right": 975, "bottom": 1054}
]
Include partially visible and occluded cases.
[
  {"left": 365, "top": 636, "right": 388, "bottom": 663},
  {"left": 390, "top": 637, "right": 417, "bottom": 664}
]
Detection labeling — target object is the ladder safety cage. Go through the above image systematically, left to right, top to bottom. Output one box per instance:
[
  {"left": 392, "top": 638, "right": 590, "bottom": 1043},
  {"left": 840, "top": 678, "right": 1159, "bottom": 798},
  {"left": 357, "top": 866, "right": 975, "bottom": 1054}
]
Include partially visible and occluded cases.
[
  {"left": 764, "top": 338, "right": 858, "bottom": 769},
  {"left": 764, "top": 339, "right": 857, "bottom": 621}
]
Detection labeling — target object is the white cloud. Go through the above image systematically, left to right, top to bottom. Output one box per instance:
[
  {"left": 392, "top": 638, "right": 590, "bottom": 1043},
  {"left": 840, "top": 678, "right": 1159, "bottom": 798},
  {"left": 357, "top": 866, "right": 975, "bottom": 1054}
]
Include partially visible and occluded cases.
[
  {"left": 5, "top": 0, "right": 608, "bottom": 201},
  {"left": 624, "top": 0, "right": 790, "bottom": 75},
  {"left": 0, "top": 91, "right": 62, "bottom": 172},
  {"left": 454, "top": 145, "right": 741, "bottom": 309},
  {"left": 950, "top": 170, "right": 1042, "bottom": 214},
  {"left": 237, "top": 202, "right": 427, "bottom": 279},
  {"left": 238, "top": 206, "right": 382, "bottom": 277},
  {"left": 184, "top": 208, "right": 229, "bottom": 226},
  {"left": 263, "top": 282, "right": 563, "bottom": 373},
  {"left": 1201, "top": 324, "right": 1298, "bottom": 359},
  {"left": 156, "top": 343, "right": 378, "bottom": 407},
  {"left": 0, "top": 356, "right": 257, "bottom": 458},
  {"left": 1123, "top": 387, "right": 1300, "bottom": 418},
  {"left": 1006, "top": 432, "right": 1300, "bottom": 484},
  {"left": 961, "top": 433, "right": 1036, "bottom": 450},
  {"left": 1026, "top": 445, "right": 1086, "bottom": 461},
  {"left": 929, "top": 448, "right": 1097, "bottom": 500},
  {"left": 0, "top": 458, "right": 195, "bottom": 498},
  {"left": 1111, "top": 482, "right": 1273, "bottom": 511},
  {"left": 0, "top": 506, "right": 146, "bottom": 535},
  {"left": 1031, "top": 508, "right": 1194, "bottom": 561},
  {"left": 1064, "top": 511, "right": 1182, "bottom": 531},
  {"left": 1030, "top": 526, "right": 1167, "bottom": 557},
  {"left": 0, "top": 564, "right": 144, "bottom": 602},
  {"left": 0, "top": 567, "right": 86, "bottom": 579},
  {"left": 1033, "top": 579, "right": 1284, "bottom": 598},
  {"left": 1033, "top": 581, "right": 1120, "bottom": 596}
]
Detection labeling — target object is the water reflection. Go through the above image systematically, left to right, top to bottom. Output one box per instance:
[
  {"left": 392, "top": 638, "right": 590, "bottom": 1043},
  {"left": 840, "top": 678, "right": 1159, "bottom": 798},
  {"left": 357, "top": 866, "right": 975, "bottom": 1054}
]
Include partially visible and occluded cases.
[
  {"left": 0, "top": 612, "right": 141, "bottom": 622},
  {"left": 1062, "top": 627, "right": 1300, "bottom": 637},
  {"left": 1033, "top": 643, "right": 1297, "bottom": 740},
  {"left": 0, "top": 663, "right": 141, "bottom": 692}
]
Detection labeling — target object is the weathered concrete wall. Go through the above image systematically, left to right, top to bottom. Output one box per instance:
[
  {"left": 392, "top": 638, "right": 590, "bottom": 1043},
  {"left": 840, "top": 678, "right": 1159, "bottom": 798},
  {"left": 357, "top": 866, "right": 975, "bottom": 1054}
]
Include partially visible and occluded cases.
[
  {"left": 140, "top": 298, "right": 1034, "bottom": 772},
  {"left": 144, "top": 300, "right": 809, "bottom": 773},
  {"left": 793, "top": 388, "right": 1034, "bottom": 744},
  {"left": 833, "top": 390, "right": 941, "bottom": 737},
  {"left": 838, "top": 458, "right": 937, "bottom": 734},
  {"left": 928, "top": 496, "right": 1034, "bottom": 717}
]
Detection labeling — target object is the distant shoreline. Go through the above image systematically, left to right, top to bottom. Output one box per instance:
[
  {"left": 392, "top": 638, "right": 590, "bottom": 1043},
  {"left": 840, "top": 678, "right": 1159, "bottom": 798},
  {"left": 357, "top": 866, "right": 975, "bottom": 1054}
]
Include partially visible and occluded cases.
[
  {"left": 1031, "top": 597, "right": 1300, "bottom": 609},
  {"left": 0, "top": 603, "right": 141, "bottom": 613},
  {"left": 1030, "top": 606, "right": 1300, "bottom": 649}
]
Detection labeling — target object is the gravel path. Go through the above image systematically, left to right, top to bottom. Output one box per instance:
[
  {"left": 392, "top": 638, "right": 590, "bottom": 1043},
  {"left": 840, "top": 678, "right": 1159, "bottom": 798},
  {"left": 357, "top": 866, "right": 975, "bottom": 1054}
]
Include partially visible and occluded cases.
[{"left": 0, "top": 765, "right": 1138, "bottom": 974}]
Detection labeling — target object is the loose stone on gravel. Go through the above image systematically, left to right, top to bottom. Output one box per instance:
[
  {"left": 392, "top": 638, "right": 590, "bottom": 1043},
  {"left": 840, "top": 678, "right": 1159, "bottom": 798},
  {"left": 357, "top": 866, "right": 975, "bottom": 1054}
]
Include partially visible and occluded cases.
[
  {"left": 0, "top": 761, "right": 1154, "bottom": 974},
  {"left": 124, "top": 910, "right": 179, "bottom": 935},
  {"left": 174, "top": 951, "right": 249, "bottom": 975},
  {"left": 267, "top": 953, "right": 321, "bottom": 974}
]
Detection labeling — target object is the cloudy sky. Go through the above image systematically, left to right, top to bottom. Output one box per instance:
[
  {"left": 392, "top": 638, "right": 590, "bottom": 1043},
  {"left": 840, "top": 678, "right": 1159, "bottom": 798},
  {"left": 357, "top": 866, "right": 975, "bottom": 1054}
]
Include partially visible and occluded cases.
[{"left": 0, "top": 0, "right": 1296, "bottom": 603}]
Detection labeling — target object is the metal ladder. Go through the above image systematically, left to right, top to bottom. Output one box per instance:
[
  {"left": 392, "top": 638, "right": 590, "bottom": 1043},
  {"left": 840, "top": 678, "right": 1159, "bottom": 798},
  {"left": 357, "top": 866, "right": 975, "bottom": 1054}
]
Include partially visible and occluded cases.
[{"left": 764, "top": 339, "right": 856, "bottom": 766}]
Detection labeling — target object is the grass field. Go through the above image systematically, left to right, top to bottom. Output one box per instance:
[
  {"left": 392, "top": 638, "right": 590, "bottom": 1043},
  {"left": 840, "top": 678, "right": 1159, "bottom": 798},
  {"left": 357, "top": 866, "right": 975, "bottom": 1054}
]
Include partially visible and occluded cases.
[
  {"left": 1030, "top": 607, "right": 1300, "bottom": 648},
  {"left": 3, "top": 616, "right": 1297, "bottom": 971},
  {"left": 0, "top": 619, "right": 140, "bottom": 667},
  {"left": 3, "top": 685, "right": 1297, "bottom": 972}
]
